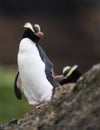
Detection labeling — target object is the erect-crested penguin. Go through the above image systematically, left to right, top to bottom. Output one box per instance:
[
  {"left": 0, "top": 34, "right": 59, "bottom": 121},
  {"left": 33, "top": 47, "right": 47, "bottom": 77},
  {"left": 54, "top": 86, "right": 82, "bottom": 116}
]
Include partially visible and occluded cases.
[
  {"left": 14, "top": 22, "right": 58, "bottom": 106},
  {"left": 54, "top": 65, "right": 82, "bottom": 85}
]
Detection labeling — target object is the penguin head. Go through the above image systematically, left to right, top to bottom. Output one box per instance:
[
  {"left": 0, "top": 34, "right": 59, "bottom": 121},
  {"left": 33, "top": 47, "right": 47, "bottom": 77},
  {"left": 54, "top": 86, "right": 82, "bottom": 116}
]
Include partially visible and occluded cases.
[
  {"left": 23, "top": 22, "right": 44, "bottom": 43},
  {"left": 59, "top": 65, "right": 82, "bottom": 85},
  {"left": 62, "top": 65, "right": 82, "bottom": 82},
  {"left": 63, "top": 65, "right": 78, "bottom": 77}
]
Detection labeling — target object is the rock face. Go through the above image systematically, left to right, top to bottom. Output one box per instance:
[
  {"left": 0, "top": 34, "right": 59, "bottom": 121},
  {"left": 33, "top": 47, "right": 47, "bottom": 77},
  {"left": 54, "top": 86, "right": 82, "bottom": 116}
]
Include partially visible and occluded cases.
[{"left": 1, "top": 64, "right": 100, "bottom": 130}]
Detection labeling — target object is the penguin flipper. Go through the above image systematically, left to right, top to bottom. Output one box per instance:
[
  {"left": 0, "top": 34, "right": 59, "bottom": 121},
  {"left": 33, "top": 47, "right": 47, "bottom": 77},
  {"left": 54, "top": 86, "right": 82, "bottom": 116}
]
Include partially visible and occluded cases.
[{"left": 14, "top": 71, "right": 22, "bottom": 100}]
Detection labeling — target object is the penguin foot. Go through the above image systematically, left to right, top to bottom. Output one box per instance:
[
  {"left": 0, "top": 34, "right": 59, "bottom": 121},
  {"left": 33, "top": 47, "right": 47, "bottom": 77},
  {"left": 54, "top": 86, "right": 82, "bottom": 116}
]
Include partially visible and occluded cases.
[
  {"left": 35, "top": 101, "right": 49, "bottom": 109},
  {"left": 35, "top": 102, "right": 45, "bottom": 109}
]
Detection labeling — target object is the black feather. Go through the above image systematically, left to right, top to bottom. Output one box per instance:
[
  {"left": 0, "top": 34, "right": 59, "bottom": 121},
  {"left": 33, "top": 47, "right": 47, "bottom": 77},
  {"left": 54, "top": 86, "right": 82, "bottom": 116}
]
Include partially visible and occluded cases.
[{"left": 22, "top": 29, "right": 40, "bottom": 43}]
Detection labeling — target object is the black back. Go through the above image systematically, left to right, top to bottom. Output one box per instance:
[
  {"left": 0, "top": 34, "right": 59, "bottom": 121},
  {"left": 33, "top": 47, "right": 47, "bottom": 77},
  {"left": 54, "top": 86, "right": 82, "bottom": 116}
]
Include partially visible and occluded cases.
[{"left": 37, "top": 45, "right": 58, "bottom": 88}]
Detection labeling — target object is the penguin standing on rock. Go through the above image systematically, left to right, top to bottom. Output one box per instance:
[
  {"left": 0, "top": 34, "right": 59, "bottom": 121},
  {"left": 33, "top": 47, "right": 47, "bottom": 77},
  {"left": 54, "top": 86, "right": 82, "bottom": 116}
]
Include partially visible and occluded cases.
[{"left": 14, "top": 22, "right": 58, "bottom": 106}]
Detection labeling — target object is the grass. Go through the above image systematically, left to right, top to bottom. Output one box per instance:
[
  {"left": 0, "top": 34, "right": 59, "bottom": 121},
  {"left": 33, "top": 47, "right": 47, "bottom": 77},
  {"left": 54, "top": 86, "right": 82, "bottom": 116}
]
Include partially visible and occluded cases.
[{"left": 0, "top": 66, "right": 32, "bottom": 125}]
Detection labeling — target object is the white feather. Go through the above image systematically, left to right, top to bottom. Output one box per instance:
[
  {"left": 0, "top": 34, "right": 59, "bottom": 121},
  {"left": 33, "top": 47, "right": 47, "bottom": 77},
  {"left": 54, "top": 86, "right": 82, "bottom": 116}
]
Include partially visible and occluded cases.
[
  {"left": 34, "top": 24, "right": 41, "bottom": 32},
  {"left": 18, "top": 38, "right": 53, "bottom": 105},
  {"left": 63, "top": 66, "right": 71, "bottom": 74}
]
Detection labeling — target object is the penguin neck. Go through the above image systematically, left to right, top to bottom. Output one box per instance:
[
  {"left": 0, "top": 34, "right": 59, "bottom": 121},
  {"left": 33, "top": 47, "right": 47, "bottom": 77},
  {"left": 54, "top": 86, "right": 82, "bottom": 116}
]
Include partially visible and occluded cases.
[{"left": 22, "top": 29, "right": 40, "bottom": 43}]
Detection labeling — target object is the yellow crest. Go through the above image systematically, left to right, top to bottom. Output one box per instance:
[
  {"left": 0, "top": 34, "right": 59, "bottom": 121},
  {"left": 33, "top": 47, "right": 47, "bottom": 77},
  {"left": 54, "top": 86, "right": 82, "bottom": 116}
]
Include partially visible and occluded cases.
[{"left": 24, "top": 22, "right": 35, "bottom": 32}]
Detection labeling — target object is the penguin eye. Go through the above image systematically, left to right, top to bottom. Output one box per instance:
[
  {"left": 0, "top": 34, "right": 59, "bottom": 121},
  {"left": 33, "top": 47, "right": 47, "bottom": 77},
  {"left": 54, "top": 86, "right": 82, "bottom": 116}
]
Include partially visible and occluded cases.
[{"left": 33, "top": 24, "right": 41, "bottom": 33}]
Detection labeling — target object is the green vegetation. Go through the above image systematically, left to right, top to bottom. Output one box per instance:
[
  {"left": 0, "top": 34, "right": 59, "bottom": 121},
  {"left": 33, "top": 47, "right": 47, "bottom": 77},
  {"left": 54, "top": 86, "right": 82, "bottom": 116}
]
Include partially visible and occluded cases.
[{"left": 0, "top": 66, "right": 32, "bottom": 125}]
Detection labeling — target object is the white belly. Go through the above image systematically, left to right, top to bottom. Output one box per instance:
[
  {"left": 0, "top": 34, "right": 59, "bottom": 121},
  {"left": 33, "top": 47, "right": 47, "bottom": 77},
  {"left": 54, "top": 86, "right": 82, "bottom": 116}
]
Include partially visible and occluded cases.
[{"left": 18, "top": 38, "right": 53, "bottom": 105}]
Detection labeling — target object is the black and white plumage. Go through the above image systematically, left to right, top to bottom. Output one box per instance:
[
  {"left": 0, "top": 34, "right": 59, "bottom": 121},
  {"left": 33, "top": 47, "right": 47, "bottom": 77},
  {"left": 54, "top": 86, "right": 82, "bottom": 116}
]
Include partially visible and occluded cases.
[
  {"left": 14, "top": 22, "right": 58, "bottom": 105},
  {"left": 60, "top": 65, "right": 82, "bottom": 85}
]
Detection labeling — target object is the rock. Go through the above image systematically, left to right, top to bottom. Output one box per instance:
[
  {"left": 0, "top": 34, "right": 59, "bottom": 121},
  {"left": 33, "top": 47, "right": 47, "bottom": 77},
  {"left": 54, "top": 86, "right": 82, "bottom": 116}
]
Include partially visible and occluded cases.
[{"left": 0, "top": 63, "right": 100, "bottom": 130}]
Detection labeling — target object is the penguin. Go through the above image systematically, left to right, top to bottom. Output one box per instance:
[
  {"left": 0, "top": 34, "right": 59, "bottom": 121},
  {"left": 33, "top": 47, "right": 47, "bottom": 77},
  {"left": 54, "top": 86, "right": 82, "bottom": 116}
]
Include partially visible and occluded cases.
[
  {"left": 14, "top": 22, "right": 58, "bottom": 106},
  {"left": 54, "top": 65, "right": 82, "bottom": 85},
  {"left": 60, "top": 65, "right": 82, "bottom": 85}
]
